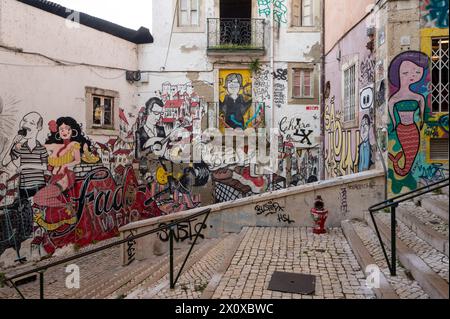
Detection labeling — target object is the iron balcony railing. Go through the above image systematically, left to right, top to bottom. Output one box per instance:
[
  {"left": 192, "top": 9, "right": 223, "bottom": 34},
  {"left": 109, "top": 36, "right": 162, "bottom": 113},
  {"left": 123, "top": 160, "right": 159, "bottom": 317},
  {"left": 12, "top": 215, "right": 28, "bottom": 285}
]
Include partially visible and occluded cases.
[
  {"left": 207, "top": 18, "right": 265, "bottom": 51},
  {"left": 368, "top": 176, "right": 449, "bottom": 276}
]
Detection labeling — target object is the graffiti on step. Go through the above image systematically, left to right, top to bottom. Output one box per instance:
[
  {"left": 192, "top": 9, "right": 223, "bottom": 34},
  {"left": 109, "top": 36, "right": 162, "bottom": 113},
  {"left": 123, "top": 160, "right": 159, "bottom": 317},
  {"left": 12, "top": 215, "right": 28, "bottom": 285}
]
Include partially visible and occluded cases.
[
  {"left": 417, "top": 163, "right": 448, "bottom": 185},
  {"left": 340, "top": 187, "right": 348, "bottom": 216},
  {"left": 157, "top": 218, "right": 207, "bottom": 243},
  {"left": 126, "top": 230, "right": 137, "bottom": 266}
]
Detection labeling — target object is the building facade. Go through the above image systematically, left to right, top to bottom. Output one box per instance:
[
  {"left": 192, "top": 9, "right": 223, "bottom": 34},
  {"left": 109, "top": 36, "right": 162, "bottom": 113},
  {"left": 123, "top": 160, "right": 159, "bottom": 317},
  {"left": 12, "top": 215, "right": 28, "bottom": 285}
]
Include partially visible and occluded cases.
[
  {"left": 0, "top": 0, "right": 324, "bottom": 265},
  {"left": 138, "top": 0, "right": 323, "bottom": 205},
  {"left": 323, "top": 0, "right": 448, "bottom": 195}
]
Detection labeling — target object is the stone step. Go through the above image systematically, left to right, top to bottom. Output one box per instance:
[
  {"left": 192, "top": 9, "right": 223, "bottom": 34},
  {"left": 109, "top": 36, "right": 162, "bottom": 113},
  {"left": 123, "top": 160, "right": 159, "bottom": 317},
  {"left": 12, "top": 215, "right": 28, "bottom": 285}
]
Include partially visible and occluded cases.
[
  {"left": 443, "top": 186, "right": 449, "bottom": 196},
  {"left": 421, "top": 196, "right": 449, "bottom": 223},
  {"left": 397, "top": 203, "right": 448, "bottom": 256},
  {"left": 365, "top": 212, "right": 449, "bottom": 299},
  {"left": 345, "top": 219, "right": 428, "bottom": 299},
  {"left": 341, "top": 220, "right": 399, "bottom": 299},
  {"left": 126, "top": 235, "right": 228, "bottom": 299},
  {"left": 69, "top": 237, "right": 216, "bottom": 299}
]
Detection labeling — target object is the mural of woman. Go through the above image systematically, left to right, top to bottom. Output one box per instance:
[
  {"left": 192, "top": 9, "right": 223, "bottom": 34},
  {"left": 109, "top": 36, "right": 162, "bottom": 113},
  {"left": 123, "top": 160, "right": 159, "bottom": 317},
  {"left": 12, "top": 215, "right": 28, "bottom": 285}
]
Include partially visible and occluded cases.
[
  {"left": 388, "top": 51, "right": 429, "bottom": 177},
  {"left": 34, "top": 117, "right": 97, "bottom": 226}
]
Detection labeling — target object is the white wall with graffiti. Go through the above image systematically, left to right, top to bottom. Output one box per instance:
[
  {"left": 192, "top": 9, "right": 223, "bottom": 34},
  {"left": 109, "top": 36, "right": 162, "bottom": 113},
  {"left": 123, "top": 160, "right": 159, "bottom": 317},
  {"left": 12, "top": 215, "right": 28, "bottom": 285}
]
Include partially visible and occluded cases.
[{"left": 0, "top": 0, "right": 323, "bottom": 267}]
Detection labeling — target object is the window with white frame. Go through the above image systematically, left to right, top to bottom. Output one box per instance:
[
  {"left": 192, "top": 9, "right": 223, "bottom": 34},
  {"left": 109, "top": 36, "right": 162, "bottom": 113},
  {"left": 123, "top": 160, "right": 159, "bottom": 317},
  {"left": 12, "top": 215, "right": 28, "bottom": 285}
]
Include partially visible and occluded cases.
[
  {"left": 178, "top": 0, "right": 199, "bottom": 26},
  {"left": 292, "top": 0, "right": 313, "bottom": 27},
  {"left": 431, "top": 37, "right": 449, "bottom": 113},
  {"left": 343, "top": 64, "right": 357, "bottom": 122},
  {"left": 292, "top": 68, "right": 314, "bottom": 98},
  {"left": 92, "top": 95, "right": 114, "bottom": 129}
]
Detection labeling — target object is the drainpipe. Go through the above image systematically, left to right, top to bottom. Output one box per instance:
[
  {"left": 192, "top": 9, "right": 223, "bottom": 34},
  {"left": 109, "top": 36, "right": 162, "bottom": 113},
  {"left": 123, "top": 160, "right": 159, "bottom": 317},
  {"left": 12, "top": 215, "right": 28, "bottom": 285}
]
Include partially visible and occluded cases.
[
  {"left": 270, "top": 0, "right": 275, "bottom": 191},
  {"left": 320, "top": 0, "right": 325, "bottom": 181}
]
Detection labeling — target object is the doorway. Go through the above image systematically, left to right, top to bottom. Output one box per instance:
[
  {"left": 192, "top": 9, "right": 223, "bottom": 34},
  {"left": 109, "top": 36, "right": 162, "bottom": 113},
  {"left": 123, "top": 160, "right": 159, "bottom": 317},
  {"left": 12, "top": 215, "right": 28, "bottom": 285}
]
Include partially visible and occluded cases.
[{"left": 219, "top": 0, "right": 252, "bottom": 45}]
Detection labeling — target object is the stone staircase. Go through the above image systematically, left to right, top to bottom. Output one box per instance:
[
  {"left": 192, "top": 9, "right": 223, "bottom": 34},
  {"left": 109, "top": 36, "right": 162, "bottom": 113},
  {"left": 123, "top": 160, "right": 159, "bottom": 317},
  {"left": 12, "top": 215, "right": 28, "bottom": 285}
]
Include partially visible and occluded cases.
[{"left": 342, "top": 187, "right": 449, "bottom": 299}]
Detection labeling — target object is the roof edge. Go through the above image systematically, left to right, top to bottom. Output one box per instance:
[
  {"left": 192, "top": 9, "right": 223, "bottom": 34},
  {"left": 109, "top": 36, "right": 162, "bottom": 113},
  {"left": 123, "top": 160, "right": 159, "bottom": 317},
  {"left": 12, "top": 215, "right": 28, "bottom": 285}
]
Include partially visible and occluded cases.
[{"left": 16, "top": 0, "right": 153, "bottom": 44}]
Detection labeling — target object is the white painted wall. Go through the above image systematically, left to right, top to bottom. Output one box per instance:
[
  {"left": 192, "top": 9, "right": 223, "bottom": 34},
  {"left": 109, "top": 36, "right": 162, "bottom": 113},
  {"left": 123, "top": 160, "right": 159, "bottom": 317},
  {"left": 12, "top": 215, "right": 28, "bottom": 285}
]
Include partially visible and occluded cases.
[
  {"left": 0, "top": 0, "right": 139, "bottom": 173},
  {"left": 0, "top": 0, "right": 138, "bottom": 70}
]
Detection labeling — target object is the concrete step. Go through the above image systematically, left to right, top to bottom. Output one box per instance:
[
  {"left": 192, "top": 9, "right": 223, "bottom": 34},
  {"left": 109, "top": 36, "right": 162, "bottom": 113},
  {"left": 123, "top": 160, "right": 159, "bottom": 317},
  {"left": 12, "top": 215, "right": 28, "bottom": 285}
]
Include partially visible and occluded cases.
[
  {"left": 421, "top": 195, "right": 449, "bottom": 223},
  {"left": 397, "top": 202, "right": 448, "bottom": 256},
  {"left": 365, "top": 212, "right": 449, "bottom": 299},
  {"left": 344, "top": 219, "right": 428, "bottom": 299},
  {"left": 341, "top": 220, "right": 399, "bottom": 299},
  {"left": 126, "top": 234, "right": 232, "bottom": 299},
  {"left": 69, "top": 237, "right": 217, "bottom": 299}
]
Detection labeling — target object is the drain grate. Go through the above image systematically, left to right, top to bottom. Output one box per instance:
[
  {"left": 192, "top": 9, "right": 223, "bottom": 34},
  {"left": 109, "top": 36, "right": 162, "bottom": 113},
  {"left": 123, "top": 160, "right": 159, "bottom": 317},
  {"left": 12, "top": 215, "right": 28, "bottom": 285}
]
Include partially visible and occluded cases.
[{"left": 268, "top": 271, "right": 316, "bottom": 295}]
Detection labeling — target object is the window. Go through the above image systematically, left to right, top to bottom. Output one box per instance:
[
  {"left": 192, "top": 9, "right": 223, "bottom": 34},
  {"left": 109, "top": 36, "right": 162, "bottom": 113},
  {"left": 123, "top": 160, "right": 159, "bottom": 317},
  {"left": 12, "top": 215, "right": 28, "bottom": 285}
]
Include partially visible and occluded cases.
[
  {"left": 178, "top": 0, "right": 199, "bottom": 26},
  {"left": 292, "top": 0, "right": 313, "bottom": 27},
  {"left": 431, "top": 37, "right": 449, "bottom": 113},
  {"left": 343, "top": 64, "right": 357, "bottom": 122},
  {"left": 292, "top": 68, "right": 313, "bottom": 98},
  {"left": 85, "top": 87, "right": 119, "bottom": 134},
  {"left": 93, "top": 95, "right": 114, "bottom": 129},
  {"left": 430, "top": 138, "right": 449, "bottom": 161}
]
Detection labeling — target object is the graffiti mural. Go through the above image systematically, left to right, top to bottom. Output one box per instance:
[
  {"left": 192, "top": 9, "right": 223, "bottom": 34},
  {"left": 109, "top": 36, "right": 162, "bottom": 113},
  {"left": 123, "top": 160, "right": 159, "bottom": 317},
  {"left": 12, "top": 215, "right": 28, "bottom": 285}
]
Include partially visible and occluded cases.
[
  {"left": 257, "top": 0, "right": 288, "bottom": 25},
  {"left": 421, "top": 0, "right": 449, "bottom": 28},
  {"left": 253, "top": 65, "right": 271, "bottom": 108},
  {"left": 219, "top": 70, "right": 264, "bottom": 132},
  {"left": 324, "top": 96, "right": 361, "bottom": 178}
]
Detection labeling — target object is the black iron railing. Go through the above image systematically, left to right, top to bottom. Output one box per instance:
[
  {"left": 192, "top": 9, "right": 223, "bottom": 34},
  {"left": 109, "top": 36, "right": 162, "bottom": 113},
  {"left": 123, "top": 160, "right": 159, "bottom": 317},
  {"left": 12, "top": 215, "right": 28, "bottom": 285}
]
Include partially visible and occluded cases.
[
  {"left": 207, "top": 18, "right": 265, "bottom": 51},
  {"left": 368, "top": 177, "right": 449, "bottom": 276},
  {"left": 1, "top": 208, "right": 212, "bottom": 299}
]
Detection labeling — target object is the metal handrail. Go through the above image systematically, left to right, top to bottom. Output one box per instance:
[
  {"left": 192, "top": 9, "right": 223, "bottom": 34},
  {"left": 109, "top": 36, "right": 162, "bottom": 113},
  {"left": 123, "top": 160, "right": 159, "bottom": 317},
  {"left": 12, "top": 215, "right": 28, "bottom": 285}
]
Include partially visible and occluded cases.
[
  {"left": 368, "top": 177, "right": 449, "bottom": 276},
  {"left": 2, "top": 208, "right": 212, "bottom": 299}
]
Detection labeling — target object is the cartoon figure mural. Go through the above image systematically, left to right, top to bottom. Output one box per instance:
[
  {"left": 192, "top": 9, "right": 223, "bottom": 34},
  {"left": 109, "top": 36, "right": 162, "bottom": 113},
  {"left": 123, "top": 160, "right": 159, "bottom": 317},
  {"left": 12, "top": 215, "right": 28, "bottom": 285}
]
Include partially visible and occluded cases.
[
  {"left": 387, "top": 51, "right": 431, "bottom": 194},
  {"left": 219, "top": 70, "right": 264, "bottom": 132},
  {"left": 2, "top": 112, "right": 48, "bottom": 200},
  {"left": 358, "top": 114, "right": 373, "bottom": 172},
  {"left": 33, "top": 117, "right": 99, "bottom": 234}
]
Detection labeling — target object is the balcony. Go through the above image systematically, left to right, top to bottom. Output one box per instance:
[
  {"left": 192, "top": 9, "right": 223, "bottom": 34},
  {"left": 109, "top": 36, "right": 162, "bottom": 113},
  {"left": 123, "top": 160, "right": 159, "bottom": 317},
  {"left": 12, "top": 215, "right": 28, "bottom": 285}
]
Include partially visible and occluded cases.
[{"left": 207, "top": 18, "right": 265, "bottom": 55}]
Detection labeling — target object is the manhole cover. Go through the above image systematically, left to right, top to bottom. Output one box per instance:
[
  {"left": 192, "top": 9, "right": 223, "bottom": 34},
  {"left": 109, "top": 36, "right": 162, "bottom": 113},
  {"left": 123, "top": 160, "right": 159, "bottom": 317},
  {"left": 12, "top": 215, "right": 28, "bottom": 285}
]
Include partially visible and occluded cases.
[{"left": 268, "top": 271, "right": 316, "bottom": 295}]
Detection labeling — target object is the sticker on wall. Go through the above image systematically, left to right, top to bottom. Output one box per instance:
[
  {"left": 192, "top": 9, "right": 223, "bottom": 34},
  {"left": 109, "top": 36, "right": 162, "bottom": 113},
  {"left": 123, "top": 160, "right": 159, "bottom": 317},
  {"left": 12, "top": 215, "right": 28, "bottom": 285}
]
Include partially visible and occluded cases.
[{"left": 360, "top": 85, "right": 374, "bottom": 111}]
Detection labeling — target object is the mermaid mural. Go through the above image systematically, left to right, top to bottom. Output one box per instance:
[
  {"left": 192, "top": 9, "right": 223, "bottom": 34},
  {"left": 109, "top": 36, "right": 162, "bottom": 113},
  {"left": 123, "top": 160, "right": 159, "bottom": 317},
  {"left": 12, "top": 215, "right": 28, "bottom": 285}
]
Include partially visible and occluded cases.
[{"left": 388, "top": 51, "right": 430, "bottom": 193}]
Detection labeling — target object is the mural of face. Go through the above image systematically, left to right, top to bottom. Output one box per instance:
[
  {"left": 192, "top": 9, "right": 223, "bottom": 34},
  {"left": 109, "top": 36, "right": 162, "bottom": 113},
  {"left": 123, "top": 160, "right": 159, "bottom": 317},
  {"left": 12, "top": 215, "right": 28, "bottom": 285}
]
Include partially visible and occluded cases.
[
  {"left": 399, "top": 60, "right": 424, "bottom": 87},
  {"left": 227, "top": 78, "right": 241, "bottom": 98},
  {"left": 146, "top": 103, "right": 164, "bottom": 127},
  {"left": 19, "top": 112, "right": 43, "bottom": 140},
  {"left": 360, "top": 115, "right": 370, "bottom": 141},
  {"left": 59, "top": 123, "right": 73, "bottom": 140}
]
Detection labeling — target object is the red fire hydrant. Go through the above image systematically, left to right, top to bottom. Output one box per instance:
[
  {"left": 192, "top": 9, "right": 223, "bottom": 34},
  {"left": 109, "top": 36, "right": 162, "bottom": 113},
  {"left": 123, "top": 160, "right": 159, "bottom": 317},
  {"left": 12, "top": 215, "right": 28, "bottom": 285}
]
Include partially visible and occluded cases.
[{"left": 310, "top": 195, "right": 328, "bottom": 234}]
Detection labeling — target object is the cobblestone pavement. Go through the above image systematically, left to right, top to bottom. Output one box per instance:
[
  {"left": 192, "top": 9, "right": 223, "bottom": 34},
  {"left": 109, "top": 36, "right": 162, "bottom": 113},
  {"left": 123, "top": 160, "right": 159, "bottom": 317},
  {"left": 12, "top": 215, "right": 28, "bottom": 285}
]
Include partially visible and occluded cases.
[
  {"left": 399, "top": 201, "right": 448, "bottom": 237},
  {"left": 376, "top": 213, "right": 449, "bottom": 283},
  {"left": 351, "top": 220, "right": 429, "bottom": 299},
  {"left": 211, "top": 227, "right": 375, "bottom": 299},
  {"left": 127, "top": 236, "right": 226, "bottom": 299},
  {"left": 0, "top": 237, "right": 122, "bottom": 299}
]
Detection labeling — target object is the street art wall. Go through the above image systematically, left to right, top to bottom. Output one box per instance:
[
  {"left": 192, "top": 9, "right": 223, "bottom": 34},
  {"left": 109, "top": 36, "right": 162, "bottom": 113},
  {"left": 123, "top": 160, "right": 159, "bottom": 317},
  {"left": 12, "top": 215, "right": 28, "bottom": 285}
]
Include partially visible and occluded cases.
[
  {"left": 420, "top": 0, "right": 449, "bottom": 28},
  {"left": 324, "top": 19, "right": 376, "bottom": 179},
  {"left": 388, "top": 51, "right": 449, "bottom": 194}
]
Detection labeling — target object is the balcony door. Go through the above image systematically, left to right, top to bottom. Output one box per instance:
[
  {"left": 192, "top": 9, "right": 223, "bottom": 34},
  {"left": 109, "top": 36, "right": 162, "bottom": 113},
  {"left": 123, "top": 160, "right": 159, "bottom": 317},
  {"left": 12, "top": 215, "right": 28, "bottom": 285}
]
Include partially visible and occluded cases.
[{"left": 219, "top": 0, "right": 252, "bottom": 46}]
